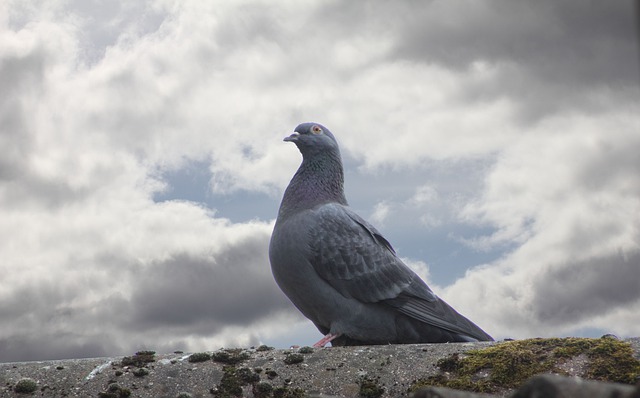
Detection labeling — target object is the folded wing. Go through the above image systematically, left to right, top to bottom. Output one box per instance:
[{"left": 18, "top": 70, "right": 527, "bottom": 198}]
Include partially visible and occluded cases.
[{"left": 308, "top": 203, "right": 493, "bottom": 341}]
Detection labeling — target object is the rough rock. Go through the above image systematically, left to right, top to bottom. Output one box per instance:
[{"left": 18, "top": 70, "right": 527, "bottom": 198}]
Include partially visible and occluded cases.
[
  {"left": 0, "top": 337, "right": 638, "bottom": 397},
  {"left": 511, "top": 374, "right": 640, "bottom": 398}
]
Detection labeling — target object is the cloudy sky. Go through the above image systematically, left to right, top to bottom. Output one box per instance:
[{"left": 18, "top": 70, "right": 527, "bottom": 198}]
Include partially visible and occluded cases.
[{"left": 1, "top": 0, "right": 639, "bottom": 362}]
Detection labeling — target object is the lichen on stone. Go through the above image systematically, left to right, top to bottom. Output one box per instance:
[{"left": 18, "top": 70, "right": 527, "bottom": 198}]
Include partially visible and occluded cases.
[
  {"left": 212, "top": 348, "right": 250, "bottom": 364},
  {"left": 120, "top": 350, "right": 156, "bottom": 367},
  {"left": 188, "top": 352, "right": 211, "bottom": 363},
  {"left": 283, "top": 353, "right": 304, "bottom": 365},
  {"left": 211, "top": 365, "right": 260, "bottom": 397},
  {"left": 132, "top": 367, "right": 149, "bottom": 377},
  {"left": 265, "top": 369, "right": 278, "bottom": 379},
  {"left": 358, "top": 376, "right": 384, "bottom": 398},
  {"left": 14, "top": 378, "right": 38, "bottom": 394},
  {"left": 98, "top": 382, "right": 131, "bottom": 397},
  {"left": 253, "top": 382, "right": 273, "bottom": 398},
  {"left": 272, "top": 385, "right": 306, "bottom": 398}
]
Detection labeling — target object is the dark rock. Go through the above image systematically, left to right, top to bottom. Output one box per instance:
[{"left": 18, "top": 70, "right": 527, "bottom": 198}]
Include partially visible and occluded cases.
[
  {"left": 511, "top": 373, "right": 640, "bottom": 398},
  {"left": 412, "top": 386, "right": 496, "bottom": 397}
]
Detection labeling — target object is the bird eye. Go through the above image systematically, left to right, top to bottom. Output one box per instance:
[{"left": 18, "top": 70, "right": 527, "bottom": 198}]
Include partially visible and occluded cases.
[{"left": 311, "top": 125, "right": 323, "bottom": 135}]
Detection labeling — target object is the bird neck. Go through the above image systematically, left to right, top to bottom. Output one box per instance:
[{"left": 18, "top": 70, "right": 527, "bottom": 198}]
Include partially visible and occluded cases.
[{"left": 278, "top": 151, "right": 347, "bottom": 219}]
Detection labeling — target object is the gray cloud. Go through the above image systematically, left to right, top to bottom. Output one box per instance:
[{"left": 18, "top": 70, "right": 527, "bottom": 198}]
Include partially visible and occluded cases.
[
  {"left": 318, "top": 1, "right": 638, "bottom": 121},
  {"left": 392, "top": 1, "right": 636, "bottom": 80},
  {"left": 0, "top": 46, "right": 43, "bottom": 181},
  {"left": 576, "top": 137, "right": 640, "bottom": 193},
  {"left": 0, "top": 229, "right": 295, "bottom": 362},
  {"left": 128, "top": 237, "right": 291, "bottom": 331},
  {"left": 533, "top": 250, "right": 640, "bottom": 324},
  {"left": 0, "top": 283, "right": 122, "bottom": 361}
]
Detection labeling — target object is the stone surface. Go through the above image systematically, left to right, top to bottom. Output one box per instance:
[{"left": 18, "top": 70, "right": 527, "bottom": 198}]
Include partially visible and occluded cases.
[{"left": 0, "top": 338, "right": 638, "bottom": 397}]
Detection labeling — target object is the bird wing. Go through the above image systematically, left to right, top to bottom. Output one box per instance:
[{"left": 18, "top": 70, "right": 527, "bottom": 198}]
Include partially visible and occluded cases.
[{"left": 308, "top": 203, "right": 491, "bottom": 340}]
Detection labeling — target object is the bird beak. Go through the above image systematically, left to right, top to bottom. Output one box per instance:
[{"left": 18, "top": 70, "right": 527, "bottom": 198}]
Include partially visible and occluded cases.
[{"left": 283, "top": 132, "right": 300, "bottom": 142}]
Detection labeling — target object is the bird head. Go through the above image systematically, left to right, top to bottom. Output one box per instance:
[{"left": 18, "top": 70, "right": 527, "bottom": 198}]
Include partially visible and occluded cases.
[{"left": 284, "top": 122, "right": 340, "bottom": 156}]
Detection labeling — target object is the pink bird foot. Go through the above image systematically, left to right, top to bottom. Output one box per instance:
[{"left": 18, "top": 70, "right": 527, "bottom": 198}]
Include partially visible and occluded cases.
[{"left": 313, "top": 333, "right": 341, "bottom": 348}]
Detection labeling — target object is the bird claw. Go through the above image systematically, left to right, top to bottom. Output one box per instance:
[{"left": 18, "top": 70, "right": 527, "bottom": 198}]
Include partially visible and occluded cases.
[{"left": 312, "top": 333, "right": 340, "bottom": 348}]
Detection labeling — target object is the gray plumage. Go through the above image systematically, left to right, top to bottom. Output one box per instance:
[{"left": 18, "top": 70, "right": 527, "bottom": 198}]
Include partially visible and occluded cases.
[{"left": 269, "top": 122, "right": 493, "bottom": 346}]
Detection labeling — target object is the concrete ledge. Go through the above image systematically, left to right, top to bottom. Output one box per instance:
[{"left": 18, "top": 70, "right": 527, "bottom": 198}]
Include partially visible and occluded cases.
[{"left": 1, "top": 337, "right": 638, "bottom": 397}]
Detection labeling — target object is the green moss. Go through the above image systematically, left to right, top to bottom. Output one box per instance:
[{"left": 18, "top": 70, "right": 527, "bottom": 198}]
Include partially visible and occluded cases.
[
  {"left": 584, "top": 336, "right": 640, "bottom": 383},
  {"left": 409, "top": 337, "right": 640, "bottom": 394},
  {"left": 551, "top": 337, "right": 595, "bottom": 358},
  {"left": 298, "top": 346, "right": 314, "bottom": 354},
  {"left": 212, "top": 348, "right": 250, "bottom": 364},
  {"left": 121, "top": 350, "right": 156, "bottom": 367},
  {"left": 115, "top": 351, "right": 153, "bottom": 378},
  {"left": 188, "top": 352, "right": 212, "bottom": 363},
  {"left": 284, "top": 353, "right": 304, "bottom": 365},
  {"left": 436, "top": 353, "right": 462, "bottom": 372},
  {"left": 210, "top": 365, "right": 304, "bottom": 398},
  {"left": 211, "top": 366, "right": 262, "bottom": 397},
  {"left": 216, "top": 366, "right": 243, "bottom": 397},
  {"left": 237, "top": 367, "right": 260, "bottom": 384},
  {"left": 132, "top": 368, "right": 149, "bottom": 377},
  {"left": 266, "top": 369, "right": 278, "bottom": 379},
  {"left": 358, "top": 376, "right": 384, "bottom": 398},
  {"left": 14, "top": 378, "right": 37, "bottom": 394},
  {"left": 253, "top": 382, "right": 273, "bottom": 398},
  {"left": 98, "top": 383, "right": 131, "bottom": 398},
  {"left": 107, "top": 384, "right": 121, "bottom": 392},
  {"left": 272, "top": 386, "right": 306, "bottom": 398}
]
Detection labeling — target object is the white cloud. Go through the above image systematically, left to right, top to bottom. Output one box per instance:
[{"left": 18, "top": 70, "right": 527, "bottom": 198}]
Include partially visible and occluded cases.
[
  {"left": 0, "top": 0, "right": 638, "bottom": 361},
  {"left": 0, "top": 2, "right": 301, "bottom": 360},
  {"left": 447, "top": 110, "right": 640, "bottom": 339},
  {"left": 408, "top": 185, "right": 444, "bottom": 227},
  {"left": 410, "top": 185, "right": 439, "bottom": 206},
  {"left": 369, "top": 201, "right": 391, "bottom": 226},
  {"left": 401, "top": 257, "right": 439, "bottom": 292}
]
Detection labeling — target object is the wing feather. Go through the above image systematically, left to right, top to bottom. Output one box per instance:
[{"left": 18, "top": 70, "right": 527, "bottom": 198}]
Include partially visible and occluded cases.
[
  {"left": 308, "top": 203, "right": 492, "bottom": 341},
  {"left": 309, "top": 203, "right": 434, "bottom": 302}
]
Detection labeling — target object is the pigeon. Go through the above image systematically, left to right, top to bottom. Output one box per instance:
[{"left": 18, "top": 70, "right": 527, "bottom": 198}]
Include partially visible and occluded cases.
[{"left": 269, "top": 122, "right": 493, "bottom": 347}]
